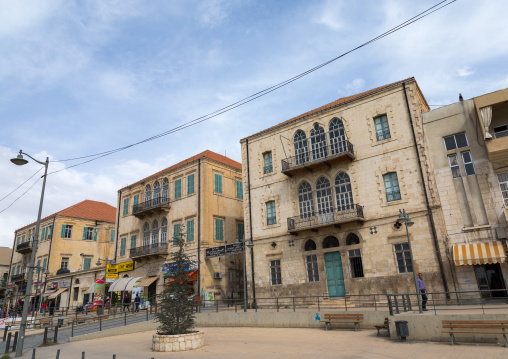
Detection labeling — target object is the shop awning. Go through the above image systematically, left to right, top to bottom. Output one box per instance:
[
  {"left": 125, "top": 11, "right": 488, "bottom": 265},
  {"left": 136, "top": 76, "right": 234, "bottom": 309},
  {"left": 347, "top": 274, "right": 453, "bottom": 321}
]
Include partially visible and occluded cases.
[
  {"left": 453, "top": 241, "right": 507, "bottom": 266},
  {"left": 108, "top": 277, "right": 142, "bottom": 292},
  {"left": 134, "top": 277, "right": 158, "bottom": 288},
  {"left": 48, "top": 288, "right": 68, "bottom": 299},
  {"left": 42, "top": 289, "right": 57, "bottom": 298}
]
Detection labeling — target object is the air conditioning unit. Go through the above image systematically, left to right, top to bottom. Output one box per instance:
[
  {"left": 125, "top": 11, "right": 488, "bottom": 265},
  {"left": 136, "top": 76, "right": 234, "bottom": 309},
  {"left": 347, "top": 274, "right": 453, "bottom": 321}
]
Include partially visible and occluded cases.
[{"left": 214, "top": 272, "right": 223, "bottom": 279}]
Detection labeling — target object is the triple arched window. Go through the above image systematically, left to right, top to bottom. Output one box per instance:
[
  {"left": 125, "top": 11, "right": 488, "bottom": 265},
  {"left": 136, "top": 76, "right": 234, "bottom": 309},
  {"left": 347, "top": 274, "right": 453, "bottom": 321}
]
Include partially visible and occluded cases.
[
  {"left": 298, "top": 172, "right": 354, "bottom": 219},
  {"left": 162, "top": 178, "right": 169, "bottom": 201},
  {"left": 153, "top": 182, "right": 160, "bottom": 205},
  {"left": 145, "top": 185, "right": 152, "bottom": 202},
  {"left": 151, "top": 220, "right": 159, "bottom": 245},
  {"left": 143, "top": 223, "right": 150, "bottom": 246}
]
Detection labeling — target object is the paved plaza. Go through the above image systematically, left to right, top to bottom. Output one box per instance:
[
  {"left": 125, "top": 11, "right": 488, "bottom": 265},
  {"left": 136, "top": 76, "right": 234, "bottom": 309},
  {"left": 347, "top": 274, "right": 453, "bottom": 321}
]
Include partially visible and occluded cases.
[{"left": 25, "top": 326, "right": 507, "bottom": 359}]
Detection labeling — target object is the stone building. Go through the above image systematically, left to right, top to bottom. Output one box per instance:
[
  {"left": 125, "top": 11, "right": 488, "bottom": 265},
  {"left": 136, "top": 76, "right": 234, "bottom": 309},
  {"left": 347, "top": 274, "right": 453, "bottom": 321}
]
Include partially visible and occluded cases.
[
  {"left": 240, "top": 78, "right": 454, "bottom": 300},
  {"left": 422, "top": 88, "right": 508, "bottom": 297},
  {"left": 114, "top": 151, "right": 244, "bottom": 304},
  {"left": 8, "top": 200, "right": 116, "bottom": 309},
  {"left": 0, "top": 247, "right": 12, "bottom": 303}
]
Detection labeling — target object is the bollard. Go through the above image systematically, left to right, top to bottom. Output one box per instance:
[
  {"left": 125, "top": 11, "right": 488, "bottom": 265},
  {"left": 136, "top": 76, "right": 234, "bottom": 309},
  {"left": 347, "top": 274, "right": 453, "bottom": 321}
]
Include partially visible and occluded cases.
[
  {"left": 407, "top": 294, "right": 412, "bottom": 311},
  {"left": 402, "top": 295, "right": 407, "bottom": 312},
  {"left": 317, "top": 296, "right": 320, "bottom": 312},
  {"left": 293, "top": 297, "right": 296, "bottom": 312},
  {"left": 276, "top": 298, "right": 279, "bottom": 312},
  {"left": 216, "top": 300, "right": 218, "bottom": 313},
  {"left": 146, "top": 307, "right": 148, "bottom": 320},
  {"left": 124, "top": 311, "right": 127, "bottom": 326},
  {"left": 99, "top": 317, "right": 102, "bottom": 332},
  {"left": 72, "top": 321, "right": 74, "bottom": 337},
  {"left": 54, "top": 325, "right": 59, "bottom": 344},
  {"left": 3, "top": 326, "right": 7, "bottom": 341},
  {"left": 43, "top": 327, "right": 49, "bottom": 344},
  {"left": 12, "top": 331, "right": 18, "bottom": 352},
  {"left": 5, "top": 332, "right": 11, "bottom": 354},
  {"left": 32, "top": 348, "right": 36, "bottom": 359},
  {"left": 56, "top": 349, "right": 60, "bottom": 359},
  {"left": 82, "top": 351, "right": 85, "bottom": 359},
  {"left": 113, "top": 355, "right": 116, "bottom": 359}
]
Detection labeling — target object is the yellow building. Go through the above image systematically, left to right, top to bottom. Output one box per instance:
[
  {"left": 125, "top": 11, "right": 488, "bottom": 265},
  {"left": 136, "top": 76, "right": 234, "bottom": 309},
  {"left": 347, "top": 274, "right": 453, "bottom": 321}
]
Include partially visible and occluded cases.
[
  {"left": 114, "top": 150, "right": 244, "bottom": 304},
  {"left": 8, "top": 200, "right": 116, "bottom": 309}
]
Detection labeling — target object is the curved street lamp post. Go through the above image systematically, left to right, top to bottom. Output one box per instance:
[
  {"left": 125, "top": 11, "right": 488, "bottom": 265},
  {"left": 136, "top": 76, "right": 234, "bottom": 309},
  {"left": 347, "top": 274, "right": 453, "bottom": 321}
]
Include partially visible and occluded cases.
[{"left": 10, "top": 150, "right": 49, "bottom": 357}]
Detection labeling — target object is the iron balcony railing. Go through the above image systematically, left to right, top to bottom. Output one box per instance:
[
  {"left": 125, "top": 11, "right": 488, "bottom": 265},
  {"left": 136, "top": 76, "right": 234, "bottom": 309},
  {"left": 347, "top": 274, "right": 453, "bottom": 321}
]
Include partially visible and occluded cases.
[
  {"left": 494, "top": 129, "right": 508, "bottom": 139},
  {"left": 281, "top": 140, "right": 354, "bottom": 174},
  {"left": 132, "top": 196, "right": 170, "bottom": 215},
  {"left": 287, "top": 204, "right": 364, "bottom": 232},
  {"left": 16, "top": 241, "right": 33, "bottom": 252},
  {"left": 130, "top": 242, "right": 169, "bottom": 258},
  {"left": 11, "top": 273, "right": 26, "bottom": 282}
]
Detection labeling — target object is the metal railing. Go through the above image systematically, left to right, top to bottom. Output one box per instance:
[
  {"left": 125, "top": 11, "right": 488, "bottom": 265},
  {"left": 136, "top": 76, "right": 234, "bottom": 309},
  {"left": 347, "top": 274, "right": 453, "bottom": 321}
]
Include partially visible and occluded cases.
[
  {"left": 494, "top": 129, "right": 508, "bottom": 139},
  {"left": 281, "top": 140, "right": 354, "bottom": 173},
  {"left": 132, "top": 196, "right": 170, "bottom": 215},
  {"left": 287, "top": 204, "right": 364, "bottom": 231},
  {"left": 16, "top": 241, "right": 32, "bottom": 252},
  {"left": 130, "top": 242, "right": 169, "bottom": 258},
  {"left": 10, "top": 274, "right": 25, "bottom": 283}
]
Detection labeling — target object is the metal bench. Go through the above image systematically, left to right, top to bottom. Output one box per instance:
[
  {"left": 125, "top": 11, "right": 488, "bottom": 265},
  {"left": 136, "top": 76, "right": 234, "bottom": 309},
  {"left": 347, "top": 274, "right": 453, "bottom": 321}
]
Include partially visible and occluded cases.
[
  {"left": 321, "top": 313, "right": 364, "bottom": 331},
  {"left": 374, "top": 317, "right": 389, "bottom": 336},
  {"left": 441, "top": 320, "right": 508, "bottom": 347}
]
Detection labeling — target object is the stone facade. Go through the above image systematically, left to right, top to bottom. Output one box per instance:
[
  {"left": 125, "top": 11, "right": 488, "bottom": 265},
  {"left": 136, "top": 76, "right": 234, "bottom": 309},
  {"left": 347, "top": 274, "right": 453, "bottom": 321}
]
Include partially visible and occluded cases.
[
  {"left": 240, "top": 78, "right": 453, "bottom": 300},
  {"left": 422, "top": 90, "right": 508, "bottom": 296},
  {"left": 114, "top": 151, "right": 244, "bottom": 303},
  {"left": 152, "top": 331, "right": 204, "bottom": 352}
]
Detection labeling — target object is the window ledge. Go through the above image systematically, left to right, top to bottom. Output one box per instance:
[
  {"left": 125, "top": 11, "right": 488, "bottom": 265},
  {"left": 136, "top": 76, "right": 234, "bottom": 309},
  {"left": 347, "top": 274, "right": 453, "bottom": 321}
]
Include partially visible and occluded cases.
[
  {"left": 372, "top": 137, "right": 396, "bottom": 147},
  {"left": 462, "top": 224, "right": 491, "bottom": 232}
]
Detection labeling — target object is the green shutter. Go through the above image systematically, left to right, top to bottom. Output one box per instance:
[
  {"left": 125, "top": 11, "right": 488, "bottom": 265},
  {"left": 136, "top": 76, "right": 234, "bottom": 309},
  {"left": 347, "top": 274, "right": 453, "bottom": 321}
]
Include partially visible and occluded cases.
[
  {"left": 188, "top": 174, "right": 195, "bottom": 194},
  {"left": 215, "top": 174, "right": 222, "bottom": 194},
  {"left": 175, "top": 179, "right": 182, "bottom": 199},
  {"left": 236, "top": 181, "right": 243, "bottom": 199},
  {"left": 133, "top": 194, "right": 139, "bottom": 206},
  {"left": 123, "top": 198, "right": 129, "bottom": 215},
  {"left": 215, "top": 219, "right": 223, "bottom": 241},
  {"left": 187, "top": 220, "right": 194, "bottom": 241},
  {"left": 238, "top": 223, "right": 245, "bottom": 240},
  {"left": 173, "top": 224, "right": 181, "bottom": 244},
  {"left": 49, "top": 225, "right": 53, "bottom": 239},
  {"left": 61, "top": 225, "right": 66, "bottom": 238},
  {"left": 83, "top": 227, "right": 88, "bottom": 240},
  {"left": 93, "top": 228, "right": 98, "bottom": 241},
  {"left": 110, "top": 230, "right": 115, "bottom": 242},
  {"left": 131, "top": 235, "right": 137, "bottom": 249},
  {"left": 120, "top": 238, "right": 126, "bottom": 256},
  {"left": 42, "top": 258, "right": 47, "bottom": 272},
  {"left": 83, "top": 258, "right": 91, "bottom": 270},
  {"left": 37, "top": 260, "right": 41, "bottom": 274}
]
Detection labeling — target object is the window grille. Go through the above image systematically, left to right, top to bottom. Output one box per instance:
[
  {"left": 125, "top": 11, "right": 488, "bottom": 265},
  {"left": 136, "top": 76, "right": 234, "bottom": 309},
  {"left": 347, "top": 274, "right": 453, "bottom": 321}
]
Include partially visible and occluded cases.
[
  {"left": 263, "top": 152, "right": 273, "bottom": 174},
  {"left": 448, "top": 154, "right": 461, "bottom": 178},
  {"left": 266, "top": 201, "right": 276, "bottom": 225},
  {"left": 394, "top": 243, "right": 413, "bottom": 273},
  {"left": 348, "top": 249, "right": 364, "bottom": 278},
  {"left": 306, "top": 255, "right": 319, "bottom": 282},
  {"left": 270, "top": 260, "right": 282, "bottom": 285}
]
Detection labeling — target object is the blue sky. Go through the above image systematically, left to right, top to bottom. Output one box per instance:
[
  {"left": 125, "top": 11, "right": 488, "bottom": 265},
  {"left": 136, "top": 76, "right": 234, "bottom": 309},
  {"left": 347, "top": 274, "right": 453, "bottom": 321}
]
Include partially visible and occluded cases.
[{"left": 1, "top": 0, "right": 507, "bottom": 247}]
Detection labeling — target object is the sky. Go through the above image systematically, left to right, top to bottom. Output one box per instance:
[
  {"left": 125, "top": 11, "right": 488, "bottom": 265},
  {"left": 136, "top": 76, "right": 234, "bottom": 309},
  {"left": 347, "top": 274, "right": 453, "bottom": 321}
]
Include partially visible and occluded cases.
[{"left": 1, "top": 0, "right": 507, "bottom": 248}]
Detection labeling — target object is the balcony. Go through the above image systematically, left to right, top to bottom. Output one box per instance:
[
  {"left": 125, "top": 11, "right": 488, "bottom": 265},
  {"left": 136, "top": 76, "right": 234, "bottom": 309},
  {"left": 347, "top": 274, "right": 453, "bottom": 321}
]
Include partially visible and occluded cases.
[
  {"left": 281, "top": 140, "right": 355, "bottom": 177},
  {"left": 132, "top": 197, "right": 170, "bottom": 218},
  {"left": 287, "top": 204, "right": 365, "bottom": 234},
  {"left": 16, "top": 241, "right": 33, "bottom": 253},
  {"left": 130, "top": 242, "right": 169, "bottom": 259},
  {"left": 11, "top": 273, "right": 26, "bottom": 283}
]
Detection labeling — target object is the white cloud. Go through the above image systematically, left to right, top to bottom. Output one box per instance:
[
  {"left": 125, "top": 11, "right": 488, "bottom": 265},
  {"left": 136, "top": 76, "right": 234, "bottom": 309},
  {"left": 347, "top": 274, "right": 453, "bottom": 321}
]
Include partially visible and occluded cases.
[
  {"left": 197, "top": 0, "right": 233, "bottom": 27},
  {"left": 313, "top": 0, "right": 345, "bottom": 31},
  {"left": 457, "top": 66, "right": 474, "bottom": 78},
  {"left": 345, "top": 78, "right": 366, "bottom": 94}
]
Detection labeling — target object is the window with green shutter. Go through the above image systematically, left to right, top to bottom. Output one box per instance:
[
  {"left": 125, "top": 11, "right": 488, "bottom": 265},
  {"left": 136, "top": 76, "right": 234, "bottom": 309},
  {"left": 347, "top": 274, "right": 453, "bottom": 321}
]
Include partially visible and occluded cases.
[
  {"left": 374, "top": 115, "right": 391, "bottom": 141},
  {"left": 263, "top": 152, "right": 273, "bottom": 173},
  {"left": 383, "top": 172, "right": 401, "bottom": 202},
  {"left": 188, "top": 174, "right": 195, "bottom": 194},
  {"left": 214, "top": 174, "right": 222, "bottom": 194},
  {"left": 175, "top": 179, "right": 182, "bottom": 199},
  {"left": 236, "top": 180, "right": 243, "bottom": 199},
  {"left": 133, "top": 194, "right": 139, "bottom": 211},
  {"left": 123, "top": 198, "right": 129, "bottom": 215},
  {"left": 266, "top": 201, "right": 276, "bottom": 225},
  {"left": 215, "top": 218, "right": 224, "bottom": 241},
  {"left": 187, "top": 219, "right": 194, "bottom": 241},
  {"left": 173, "top": 223, "right": 181, "bottom": 244},
  {"left": 237, "top": 223, "right": 245, "bottom": 240},
  {"left": 48, "top": 225, "right": 53, "bottom": 239},
  {"left": 93, "top": 228, "right": 98, "bottom": 241},
  {"left": 110, "top": 230, "right": 115, "bottom": 242},
  {"left": 22, "top": 235, "right": 25, "bottom": 243},
  {"left": 131, "top": 235, "right": 137, "bottom": 249},
  {"left": 120, "top": 238, "right": 126, "bottom": 256},
  {"left": 42, "top": 258, "right": 47, "bottom": 272},
  {"left": 83, "top": 258, "right": 91, "bottom": 270},
  {"left": 36, "top": 259, "right": 41, "bottom": 274}
]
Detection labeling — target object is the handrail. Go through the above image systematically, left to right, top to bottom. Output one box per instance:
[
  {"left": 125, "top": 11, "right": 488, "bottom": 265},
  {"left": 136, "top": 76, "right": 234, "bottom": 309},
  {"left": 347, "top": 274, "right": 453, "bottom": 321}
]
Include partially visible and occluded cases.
[{"left": 288, "top": 204, "right": 364, "bottom": 231}]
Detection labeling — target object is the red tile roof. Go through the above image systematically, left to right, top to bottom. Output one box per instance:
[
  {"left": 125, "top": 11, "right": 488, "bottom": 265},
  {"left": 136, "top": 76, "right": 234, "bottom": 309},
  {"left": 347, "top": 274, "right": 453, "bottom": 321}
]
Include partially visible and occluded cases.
[
  {"left": 242, "top": 77, "right": 415, "bottom": 140},
  {"left": 123, "top": 150, "right": 241, "bottom": 190},
  {"left": 16, "top": 200, "right": 117, "bottom": 232}
]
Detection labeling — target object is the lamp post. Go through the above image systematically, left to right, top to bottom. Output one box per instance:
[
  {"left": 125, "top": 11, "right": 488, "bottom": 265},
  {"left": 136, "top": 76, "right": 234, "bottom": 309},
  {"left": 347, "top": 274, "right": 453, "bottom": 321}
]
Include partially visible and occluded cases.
[
  {"left": 11, "top": 150, "right": 49, "bottom": 357},
  {"left": 397, "top": 209, "right": 423, "bottom": 313},
  {"left": 96, "top": 258, "right": 115, "bottom": 314}
]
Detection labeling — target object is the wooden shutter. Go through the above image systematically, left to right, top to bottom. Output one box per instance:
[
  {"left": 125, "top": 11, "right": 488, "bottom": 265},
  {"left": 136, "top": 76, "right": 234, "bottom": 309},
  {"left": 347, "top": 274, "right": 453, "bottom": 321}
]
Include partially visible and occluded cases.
[
  {"left": 188, "top": 174, "right": 194, "bottom": 194},
  {"left": 215, "top": 174, "right": 222, "bottom": 194},
  {"left": 133, "top": 195, "right": 139, "bottom": 206},
  {"left": 187, "top": 220, "right": 194, "bottom": 241},
  {"left": 173, "top": 224, "right": 181, "bottom": 244},
  {"left": 49, "top": 225, "right": 53, "bottom": 239},
  {"left": 61, "top": 225, "right": 66, "bottom": 238},
  {"left": 83, "top": 227, "right": 88, "bottom": 240},
  {"left": 93, "top": 228, "right": 98, "bottom": 241},
  {"left": 110, "top": 230, "right": 115, "bottom": 242},
  {"left": 131, "top": 235, "right": 137, "bottom": 249},
  {"left": 120, "top": 238, "right": 126, "bottom": 256},
  {"left": 83, "top": 258, "right": 91, "bottom": 270}
]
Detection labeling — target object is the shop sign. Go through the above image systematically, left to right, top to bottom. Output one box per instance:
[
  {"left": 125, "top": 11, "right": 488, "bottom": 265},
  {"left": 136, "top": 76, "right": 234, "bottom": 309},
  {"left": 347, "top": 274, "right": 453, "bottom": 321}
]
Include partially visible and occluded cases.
[
  {"left": 205, "top": 242, "right": 244, "bottom": 259},
  {"left": 162, "top": 260, "right": 197, "bottom": 274},
  {"left": 107, "top": 261, "right": 134, "bottom": 274},
  {"left": 146, "top": 263, "right": 159, "bottom": 277},
  {"left": 106, "top": 273, "right": 118, "bottom": 279},
  {"left": 58, "top": 280, "right": 70, "bottom": 288},
  {"left": 33, "top": 282, "right": 44, "bottom": 290},
  {"left": 7, "top": 284, "right": 14, "bottom": 290}
]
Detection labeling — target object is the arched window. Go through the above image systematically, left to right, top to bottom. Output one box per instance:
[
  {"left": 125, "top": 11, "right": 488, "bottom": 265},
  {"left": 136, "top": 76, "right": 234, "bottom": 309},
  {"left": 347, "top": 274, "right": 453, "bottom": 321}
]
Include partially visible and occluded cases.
[
  {"left": 329, "top": 118, "right": 346, "bottom": 154},
  {"left": 310, "top": 123, "right": 328, "bottom": 160},
  {"left": 294, "top": 130, "right": 310, "bottom": 165},
  {"left": 335, "top": 172, "right": 354, "bottom": 211},
  {"left": 316, "top": 177, "right": 333, "bottom": 224},
  {"left": 162, "top": 178, "right": 169, "bottom": 201},
  {"left": 298, "top": 181, "right": 315, "bottom": 219},
  {"left": 153, "top": 182, "right": 160, "bottom": 205},
  {"left": 145, "top": 185, "right": 152, "bottom": 203},
  {"left": 161, "top": 218, "right": 168, "bottom": 244},
  {"left": 151, "top": 220, "right": 159, "bottom": 245},
  {"left": 143, "top": 223, "right": 150, "bottom": 247},
  {"left": 27, "top": 229, "right": 31, "bottom": 241},
  {"left": 346, "top": 233, "right": 360, "bottom": 245},
  {"left": 323, "top": 236, "right": 339, "bottom": 248},
  {"left": 304, "top": 240, "right": 317, "bottom": 251},
  {"left": 74, "top": 279, "right": 80, "bottom": 285}
]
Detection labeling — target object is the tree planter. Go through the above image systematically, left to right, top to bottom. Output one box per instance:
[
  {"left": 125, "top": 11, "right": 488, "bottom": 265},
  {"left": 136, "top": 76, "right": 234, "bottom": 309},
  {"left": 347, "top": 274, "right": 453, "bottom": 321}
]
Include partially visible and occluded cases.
[{"left": 152, "top": 332, "right": 204, "bottom": 352}]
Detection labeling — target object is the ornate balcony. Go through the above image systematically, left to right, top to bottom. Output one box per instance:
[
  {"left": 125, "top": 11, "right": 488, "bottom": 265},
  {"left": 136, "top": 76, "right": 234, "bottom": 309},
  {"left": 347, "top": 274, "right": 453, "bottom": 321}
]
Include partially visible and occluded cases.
[
  {"left": 281, "top": 140, "right": 355, "bottom": 177},
  {"left": 132, "top": 197, "right": 170, "bottom": 218},
  {"left": 287, "top": 204, "right": 365, "bottom": 234},
  {"left": 16, "top": 241, "right": 33, "bottom": 253},
  {"left": 130, "top": 242, "right": 169, "bottom": 259},
  {"left": 11, "top": 273, "right": 26, "bottom": 283}
]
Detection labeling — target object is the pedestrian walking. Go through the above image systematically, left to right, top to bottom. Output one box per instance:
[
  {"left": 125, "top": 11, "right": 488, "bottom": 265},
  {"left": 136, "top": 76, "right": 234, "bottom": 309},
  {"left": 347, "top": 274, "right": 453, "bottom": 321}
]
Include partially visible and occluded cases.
[
  {"left": 417, "top": 273, "right": 428, "bottom": 311},
  {"left": 123, "top": 293, "right": 131, "bottom": 312},
  {"left": 134, "top": 294, "right": 141, "bottom": 312},
  {"left": 42, "top": 301, "right": 47, "bottom": 316}
]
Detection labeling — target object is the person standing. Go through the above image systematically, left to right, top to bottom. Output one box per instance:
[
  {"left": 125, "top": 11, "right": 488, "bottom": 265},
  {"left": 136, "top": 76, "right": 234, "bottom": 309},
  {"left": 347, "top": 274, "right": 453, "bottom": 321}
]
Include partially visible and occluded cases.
[
  {"left": 417, "top": 273, "right": 428, "bottom": 311},
  {"left": 123, "top": 293, "right": 131, "bottom": 312},
  {"left": 134, "top": 294, "right": 141, "bottom": 313},
  {"left": 42, "top": 302, "right": 47, "bottom": 317}
]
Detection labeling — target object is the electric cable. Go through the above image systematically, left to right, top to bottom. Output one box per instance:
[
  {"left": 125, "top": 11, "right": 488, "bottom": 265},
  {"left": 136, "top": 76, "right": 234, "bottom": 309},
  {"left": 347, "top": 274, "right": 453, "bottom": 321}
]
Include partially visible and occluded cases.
[
  {"left": 0, "top": 166, "right": 44, "bottom": 203},
  {"left": 0, "top": 176, "right": 42, "bottom": 214}
]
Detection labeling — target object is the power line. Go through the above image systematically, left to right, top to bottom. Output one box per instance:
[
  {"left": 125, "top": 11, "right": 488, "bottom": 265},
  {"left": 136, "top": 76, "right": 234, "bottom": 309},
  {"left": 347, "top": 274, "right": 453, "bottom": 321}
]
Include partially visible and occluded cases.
[
  {"left": 47, "top": 0, "right": 456, "bottom": 175},
  {"left": 0, "top": 166, "right": 44, "bottom": 203},
  {"left": 0, "top": 176, "right": 42, "bottom": 215}
]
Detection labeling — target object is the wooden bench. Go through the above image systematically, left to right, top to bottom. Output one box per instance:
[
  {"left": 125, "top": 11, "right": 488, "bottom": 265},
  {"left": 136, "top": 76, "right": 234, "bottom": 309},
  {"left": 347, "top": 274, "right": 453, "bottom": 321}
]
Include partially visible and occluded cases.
[
  {"left": 321, "top": 313, "right": 364, "bottom": 331},
  {"left": 92, "top": 315, "right": 109, "bottom": 322},
  {"left": 72, "top": 317, "right": 88, "bottom": 325},
  {"left": 374, "top": 317, "right": 390, "bottom": 337},
  {"left": 34, "top": 318, "right": 53, "bottom": 329},
  {"left": 4, "top": 320, "right": 22, "bottom": 330},
  {"left": 441, "top": 320, "right": 508, "bottom": 347}
]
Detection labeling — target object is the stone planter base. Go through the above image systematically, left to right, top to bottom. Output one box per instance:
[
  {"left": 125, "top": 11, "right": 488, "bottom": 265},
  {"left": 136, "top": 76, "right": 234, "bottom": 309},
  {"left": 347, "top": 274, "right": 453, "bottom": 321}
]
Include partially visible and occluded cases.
[{"left": 152, "top": 331, "right": 204, "bottom": 352}]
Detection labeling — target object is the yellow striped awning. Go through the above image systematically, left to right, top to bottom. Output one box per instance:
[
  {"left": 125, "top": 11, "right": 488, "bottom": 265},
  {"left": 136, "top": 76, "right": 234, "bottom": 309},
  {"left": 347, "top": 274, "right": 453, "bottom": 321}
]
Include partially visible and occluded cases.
[
  {"left": 453, "top": 241, "right": 507, "bottom": 266},
  {"left": 48, "top": 288, "right": 68, "bottom": 299}
]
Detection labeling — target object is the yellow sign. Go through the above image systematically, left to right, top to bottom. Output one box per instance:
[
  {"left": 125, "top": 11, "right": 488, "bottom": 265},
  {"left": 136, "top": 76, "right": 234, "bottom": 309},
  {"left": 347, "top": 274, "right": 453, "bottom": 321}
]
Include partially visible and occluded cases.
[
  {"left": 107, "top": 261, "right": 134, "bottom": 274},
  {"left": 106, "top": 273, "right": 118, "bottom": 279}
]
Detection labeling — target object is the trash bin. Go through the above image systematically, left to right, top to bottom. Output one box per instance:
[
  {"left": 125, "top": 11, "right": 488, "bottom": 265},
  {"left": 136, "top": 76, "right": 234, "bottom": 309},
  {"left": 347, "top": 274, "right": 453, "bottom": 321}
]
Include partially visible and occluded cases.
[
  {"left": 57, "top": 318, "right": 64, "bottom": 328},
  {"left": 395, "top": 320, "right": 409, "bottom": 341}
]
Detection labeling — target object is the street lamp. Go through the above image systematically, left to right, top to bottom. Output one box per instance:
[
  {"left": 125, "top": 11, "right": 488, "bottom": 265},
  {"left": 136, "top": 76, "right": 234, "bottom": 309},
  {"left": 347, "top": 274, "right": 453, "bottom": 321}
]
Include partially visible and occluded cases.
[
  {"left": 10, "top": 150, "right": 49, "bottom": 357},
  {"left": 397, "top": 209, "right": 423, "bottom": 313},
  {"left": 96, "top": 258, "right": 115, "bottom": 314}
]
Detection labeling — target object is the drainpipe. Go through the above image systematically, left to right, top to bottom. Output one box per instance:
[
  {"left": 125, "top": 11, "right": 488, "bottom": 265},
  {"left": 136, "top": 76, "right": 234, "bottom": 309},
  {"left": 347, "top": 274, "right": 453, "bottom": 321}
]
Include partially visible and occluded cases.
[
  {"left": 402, "top": 82, "right": 450, "bottom": 298},
  {"left": 245, "top": 139, "right": 256, "bottom": 304},
  {"left": 197, "top": 158, "right": 201, "bottom": 300},
  {"left": 114, "top": 190, "right": 122, "bottom": 262},
  {"left": 47, "top": 216, "right": 57, "bottom": 274},
  {"left": 67, "top": 274, "right": 73, "bottom": 309}
]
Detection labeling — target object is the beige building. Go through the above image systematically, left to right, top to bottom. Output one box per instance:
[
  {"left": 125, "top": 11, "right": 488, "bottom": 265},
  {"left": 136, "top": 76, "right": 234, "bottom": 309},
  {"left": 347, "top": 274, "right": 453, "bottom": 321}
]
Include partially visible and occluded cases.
[
  {"left": 240, "top": 78, "right": 454, "bottom": 300},
  {"left": 422, "top": 88, "right": 508, "bottom": 297},
  {"left": 114, "top": 150, "right": 244, "bottom": 304},
  {"left": 8, "top": 200, "right": 116, "bottom": 308},
  {"left": 0, "top": 247, "right": 12, "bottom": 303}
]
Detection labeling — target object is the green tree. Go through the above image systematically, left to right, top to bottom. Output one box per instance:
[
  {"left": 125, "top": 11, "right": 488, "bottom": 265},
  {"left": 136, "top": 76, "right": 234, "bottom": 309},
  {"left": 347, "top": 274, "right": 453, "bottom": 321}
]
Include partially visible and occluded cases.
[{"left": 155, "top": 225, "right": 195, "bottom": 335}]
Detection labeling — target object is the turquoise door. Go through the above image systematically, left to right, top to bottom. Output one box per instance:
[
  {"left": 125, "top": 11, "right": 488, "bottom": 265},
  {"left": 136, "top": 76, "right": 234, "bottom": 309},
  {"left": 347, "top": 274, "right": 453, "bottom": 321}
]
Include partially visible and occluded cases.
[{"left": 324, "top": 251, "right": 345, "bottom": 297}]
